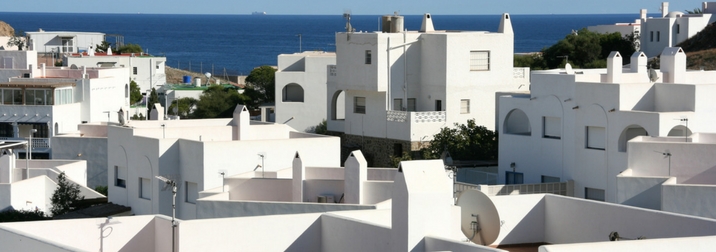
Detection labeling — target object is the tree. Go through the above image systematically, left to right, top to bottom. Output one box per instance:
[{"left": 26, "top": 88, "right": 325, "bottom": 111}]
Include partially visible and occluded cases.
[
  {"left": 686, "top": 8, "right": 703, "bottom": 14},
  {"left": 541, "top": 28, "right": 636, "bottom": 69},
  {"left": 6, "top": 30, "right": 26, "bottom": 50},
  {"left": 95, "top": 41, "right": 111, "bottom": 53},
  {"left": 117, "top": 43, "right": 143, "bottom": 54},
  {"left": 245, "top": 65, "right": 276, "bottom": 105},
  {"left": 129, "top": 80, "right": 142, "bottom": 105},
  {"left": 191, "top": 85, "right": 246, "bottom": 118},
  {"left": 147, "top": 88, "right": 159, "bottom": 118},
  {"left": 168, "top": 97, "right": 198, "bottom": 118},
  {"left": 423, "top": 119, "right": 498, "bottom": 161},
  {"left": 50, "top": 172, "right": 84, "bottom": 217}
]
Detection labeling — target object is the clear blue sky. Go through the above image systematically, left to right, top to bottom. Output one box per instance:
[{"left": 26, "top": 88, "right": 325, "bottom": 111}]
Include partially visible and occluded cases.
[{"left": 6, "top": 0, "right": 701, "bottom": 15}]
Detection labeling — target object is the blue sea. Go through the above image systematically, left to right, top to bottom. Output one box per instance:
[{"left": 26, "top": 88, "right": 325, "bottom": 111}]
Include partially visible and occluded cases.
[{"left": 1, "top": 12, "right": 645, "bottom": 75}]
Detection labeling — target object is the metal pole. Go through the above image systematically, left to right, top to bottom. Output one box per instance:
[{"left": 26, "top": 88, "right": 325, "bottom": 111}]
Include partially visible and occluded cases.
[{"left": 171, "top": 182, "right": 176, "bottom": 252}]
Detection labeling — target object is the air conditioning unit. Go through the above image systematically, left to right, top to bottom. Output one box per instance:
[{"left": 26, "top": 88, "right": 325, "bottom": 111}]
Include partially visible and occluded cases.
[
  {"left": 22, "top": 73, "right": 31, "bottom": 78},
  {"left": 317, "top": 194, "right": 334, "bottom": 203},
  {"left": 317, "top": 196, "right": 327, "bottom": 203}
]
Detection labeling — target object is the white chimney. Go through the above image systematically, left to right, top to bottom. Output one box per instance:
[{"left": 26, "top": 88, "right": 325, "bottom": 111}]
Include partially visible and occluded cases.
[
  {"left": 661, "top": 2, "right": 669, "bottom": 17},
  {"left": 640, "top": 9, "right": 647, "bottom": 20},
  {"left": 420, "top": 13, "right": 435, "bottom": 32},
  {"left": 498, "top": 13, "right": 513, "bottom": 34},
  {"left": 660, "top": 47, "right": 686, "bottom": 83},
  {"left": 607, "top": 51, "right": 622, "bottom": 83},
  {"left": 630, "top": 51, "right": 647, "bottom": 73},
  {"left": 232, "top": 105, "right": 250, "bottom": 140},
  {"left": 344, "top": 150, "right": 367, "bottom": 204},
  {"left": 292, "top": 152, "right": 305, "bottom": 202}
]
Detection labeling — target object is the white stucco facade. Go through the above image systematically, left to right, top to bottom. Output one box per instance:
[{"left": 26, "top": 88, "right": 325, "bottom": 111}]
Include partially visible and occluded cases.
[
  {"left": 640, "top": 2, "right": 716, "bottom": 57},
  {"left": 327, "top": 13, "right": 529, "bottom": 145},
  {"left": 26, "top": 30, "right": 105, "bottom": 54},
  {"left": 498, "top": 48, "right": 716, "bottom": 203},
  {"left": 275, "top": 51, "right": 335, "bottom": 132},
  {"left": 65, "top": 53, "right": 167, "bottom": 92},
  {"left": 107, "top": 105, "right": 340, "bottom": 219}
]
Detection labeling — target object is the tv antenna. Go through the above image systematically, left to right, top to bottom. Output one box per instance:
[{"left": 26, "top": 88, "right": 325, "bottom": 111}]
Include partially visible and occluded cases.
[
  {"left": 343, "top": 10, "right": 355, "bottom": 32},
  {"left": 654, "top": 150, "right": 672, "bottom": 176},
  {"left": 156, "top": 175, "right": 180, "bottom": 252},
  {"left": 456, "top": 189, "right": 501, "bottom": 246},
  {"left": 609, "top": 231, "right": 646, "bottom": 241}
]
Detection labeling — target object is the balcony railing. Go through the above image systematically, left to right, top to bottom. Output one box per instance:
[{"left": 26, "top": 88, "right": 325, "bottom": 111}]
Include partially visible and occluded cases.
[
  {"left": 386, "top": 111, "right": 446, "bottom": 124},
  {"left": 0, "top": 137, "right": 50, "bottom": 149},
  {"left": 455, "top": 180, "right": 574, "bottom": 197}
]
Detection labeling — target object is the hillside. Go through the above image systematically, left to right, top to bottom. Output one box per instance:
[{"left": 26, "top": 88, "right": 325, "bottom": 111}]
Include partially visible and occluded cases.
[
  {"left": 0, "top": 21, "right": 15, "bottom": 36},
  {"left": 677, "top": 23, "right": 716, "bottom": 70}
]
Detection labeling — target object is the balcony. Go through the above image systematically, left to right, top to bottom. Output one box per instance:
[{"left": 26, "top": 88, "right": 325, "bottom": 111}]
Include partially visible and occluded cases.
[
  {"left": 386, "top": 110, "right": 446, "bottom": 142},
  {"left": 0, "top": 137, "right": 50, "bottom": 150}
]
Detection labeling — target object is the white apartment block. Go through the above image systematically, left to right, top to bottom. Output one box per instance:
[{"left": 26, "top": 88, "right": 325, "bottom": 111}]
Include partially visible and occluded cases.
[
  {"left": 640, "top": 2, "right": 716, "bottom": 57},
  {"left": 327, "top": 13, "right": 529, "bottom": 165},
  {"left": 26, "top": 30, "right": 105, "bottom": 54},
  {"left": 497, "top": 47, "right": 716, "bottom": 203},
  {"left": 1, "top": 51, "right": 130, "bottom": 162},
  {"left": 275, "top": 51, "right": 335, "bottom": 132},
  {"left": 65, "top": 52, "right": 167, "bottom": 92},
  {"left": 107, "top": 105, "right": 340, "bottom": 219},
  {"left": 618, "top": 133, "right": 716, "bottom": 219},
  {"left": 3, "top": 157, "right": 716, "bottom": 251}
]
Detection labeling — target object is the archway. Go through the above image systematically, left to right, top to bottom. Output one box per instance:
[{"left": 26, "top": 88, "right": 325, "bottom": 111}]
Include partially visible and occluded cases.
[
  {"left": 282, "top": 83, "right": 304, "bottom": 102},
  {"left": 504, "top": 109, "right": 531, "bottom": 135},
  {"left": 618, "top": 125, "right": 648, "bottom": 152}
]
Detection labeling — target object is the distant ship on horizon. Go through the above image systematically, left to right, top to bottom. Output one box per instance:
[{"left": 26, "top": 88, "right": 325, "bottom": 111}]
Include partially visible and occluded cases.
[{"left": 252, "top": 11, "right": 267, "bottom": 15}]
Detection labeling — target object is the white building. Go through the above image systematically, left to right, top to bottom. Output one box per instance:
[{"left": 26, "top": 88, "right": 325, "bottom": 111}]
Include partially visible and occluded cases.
[
  {"left": 640, "top": 2, "right": 716, "bottom": 57},
  {"left": 327, "top": 13, "right": 529, "bottom": 165},
  {"left": 587, "top": 19, "right": 641, "bottom": 50},
  {"left": 26, "top": 30, "right": 105, "bottom": 54},
  {"left": 497, "top": 47, "right": 716, "bottom": 203},
  {"left": 0, "top": 50, "right": 36, "bottom": 81},
  {"left": 275, "top": 51, "right": 335, "bottom": 132},
  {"left": 65, "top": 52, "right": 167, "bottom": 92},
  {"left": 1, "top": 54, "right": 130, "bottom": 162},
  {"left": 107, "top": 105, "right": 340, "bottom": 219},
  {"left": 617, "top": 133, "right": 716, "bottom": 219},
  {"left": 0, "top": 141, "right": 104, "bottom": 215},
  {"left": 3, "top": 158, "right": 716, "bottom": 251}
]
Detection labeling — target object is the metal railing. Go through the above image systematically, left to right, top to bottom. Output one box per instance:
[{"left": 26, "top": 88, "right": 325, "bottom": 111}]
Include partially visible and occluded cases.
[{"left": 455, "top": 180, "right": 573, "bottom": 197}]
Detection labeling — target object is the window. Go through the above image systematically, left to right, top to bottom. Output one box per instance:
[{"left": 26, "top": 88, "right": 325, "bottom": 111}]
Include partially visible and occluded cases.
[
  {"left": 677, "top": 24, "right": 680, "bottom": 34},
  {"left": 650, "top": 31, "right": 653, "bottom": 42},
  {"left": 657, "top": 31, "right": 660, "bottom": 42},
  {"left": 61, "top": 37, "right": 74, "bottom": 53},
  {"left": 365, "top": 50, "right": 372, "bottom": 64},
  {"left": 470, "top": 51, "right": 490, "bottom": 71},
  {"left": 2, "top": 57, "right": 13, "bottom": 69},
  {"left": 133, "top": 67, "right": 138, "bottom": 75},
  {"left": 282, "top": 83, "right": 304, "bottom": 102},
  {"left": 125, "top": 84, "right": 129, "bottom": 98},
  {"left": 54, "top": 88, "right": 73, "bottom": 105},
  {"left": 1, "top": 89, "right": 21, "bottom": 105},
  {"left": 24, "top": 89, "right": 51, "bottom": 105},
  {"left": 354, "top": 97, "right": 366, "bottom": 114},
  {"left": 394, "top": 98, "right": 403, "bottom": 111},
  {"left": 407, "top": 98, "right": 416, "bottom": 111},
  {"left": 460, "top": 99, "right": 470, "bottom": 114},
  {"left": 435, "top": 100, "right": 442, "bottom": 111},
  {"left": 543, "top": 117, "right": 561, "bottom": 139},
  {"left": 586, "top": 126, "right": 606, "bottom": 150},
  {"left": 114, "top": 166, "right": 126, "bottom": 188},
  {"left": 506, "top": 171, "right": 523, "bottom": 185},
  {"left": 541, "top": 175, "right": 560, "bottom": 183},
  {"left": 140, "top": 178, "right": 151, "bottom": 199},
  {"left": 185, "top": 181, "right": 198, "bottom": 204},
  {"left": 585, "top": 187, "right": 605, "bottom": 201}
]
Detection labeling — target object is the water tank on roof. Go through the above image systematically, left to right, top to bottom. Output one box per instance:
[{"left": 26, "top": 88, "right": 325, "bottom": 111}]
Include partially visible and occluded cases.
[
  {"left": 391, "top": 15, "right": 404, "bottom": 33},
  {"left": 183, "top": 75, "right": 191, "bottom": 84},
  {"left": 195, "top": 77, "right": 201, "bottom": 87}
]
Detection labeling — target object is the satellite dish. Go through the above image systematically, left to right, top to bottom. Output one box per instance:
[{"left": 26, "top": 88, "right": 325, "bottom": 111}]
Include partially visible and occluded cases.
[
  {"left": 565, "top": 63, "right": 574, "bottom": 74},
  {"left": 649, "top": 69, "right": 659, "bottom": 82},
  {"left": 205, "top": 72, "right": 212, "bottom": 79},
  {"left": 117, "top": 108, "right": 126, "bottom": 126},
  {"left": 456, "top": 189, "right": 501, "bottom": 246}
]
